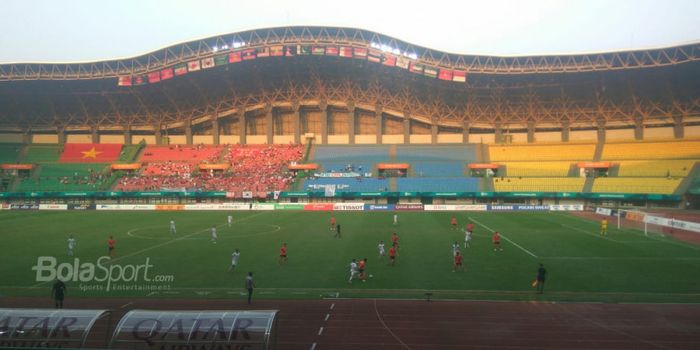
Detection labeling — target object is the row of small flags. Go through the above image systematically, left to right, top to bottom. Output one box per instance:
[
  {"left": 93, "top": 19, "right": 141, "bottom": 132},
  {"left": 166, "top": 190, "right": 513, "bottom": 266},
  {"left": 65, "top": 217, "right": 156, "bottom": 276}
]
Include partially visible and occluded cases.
[{"left": 117, "top": 45, "right": 467, "bottom": 86}]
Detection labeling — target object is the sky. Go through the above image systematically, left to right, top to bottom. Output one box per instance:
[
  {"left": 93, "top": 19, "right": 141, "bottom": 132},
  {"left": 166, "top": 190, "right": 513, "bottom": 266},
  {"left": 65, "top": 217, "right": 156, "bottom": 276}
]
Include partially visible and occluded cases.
[{"left": 0, "top": 0, "right": 698, "bottom": 63}]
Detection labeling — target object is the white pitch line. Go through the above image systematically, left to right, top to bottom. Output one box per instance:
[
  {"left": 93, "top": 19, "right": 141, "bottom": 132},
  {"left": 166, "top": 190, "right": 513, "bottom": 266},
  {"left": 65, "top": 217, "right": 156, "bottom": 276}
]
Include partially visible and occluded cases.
[
  {"left": 468, "top": 217, "right": 538, "bottom": 258},
  {"left": 330, "top": 303, "right": 335, "bottom": 310},
  {"left": 324, "top": 313, "right": 330, "bottom": 321},
  {"left": 317, "top": 327, "right": 324, "bottom": 335},
  {"left": 309, "top": 342, "right": 317, "bottom": 350}
]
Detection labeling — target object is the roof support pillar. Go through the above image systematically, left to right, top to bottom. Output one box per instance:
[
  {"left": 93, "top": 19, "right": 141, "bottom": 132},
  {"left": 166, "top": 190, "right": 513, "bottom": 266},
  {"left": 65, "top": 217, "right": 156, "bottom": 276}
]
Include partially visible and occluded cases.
[
  {"left": 319, "top": 101, "right": 328, "bottom": 145},
  {"left": 347, "top": 102, "right": 355, "bottom": 145},
  {"left": 293, "top": 104, "right": 301, "bottom": 145},
  {"left": 265, "top": 105, "right": 274, "bottom": 145},
  {"left": 375, "top": 105, "right": 383, "bottom": 144},
  {"left": 238, "top": 110, "right": 246, "bottom": 145},
  {"left": 403, "top": 111, "right": 410, "bottom": 144},
  {"left": 673, "top": 115, "right": 684, "bottom": 139},
  {"left": 212, "top": 116, "right": 220, "bottom": 145},
  {"left": 634, "top": 116, "right": 644, "bottom": 140},
  {"left": 431, "top": 118, "right": 438, "bottom": 144},
  {"left": 596, "top": 118, "right": 606, "bottom": 143},
  {"left": 185, "top": 120, "right": 193, "bottom": 145},
  {"left": 462, "top": 120, "right": 470, "bottom": 144},
  {"left": 527, "top": 120, "right": 535, "bottom": 143},
  {"left": 561, "top": 120, "right": 570, "bottom": 142},
  {"left": 494, "top": 122, "right": 503, "bottom": 144},
  {"left": 124, "top": 125, "right": 131, "bottom": 145},
  {"left": 154, "top": 125, "right": 162, "bottom": 145},
  {"left": 91, "top": 126, "right": 99, "bottom": 144},
  {"left": 57, "top": 127, "right": 66, "bottom": 145},
  {"left": 22, "top": 130, "right": 31, "bottom": 144}
]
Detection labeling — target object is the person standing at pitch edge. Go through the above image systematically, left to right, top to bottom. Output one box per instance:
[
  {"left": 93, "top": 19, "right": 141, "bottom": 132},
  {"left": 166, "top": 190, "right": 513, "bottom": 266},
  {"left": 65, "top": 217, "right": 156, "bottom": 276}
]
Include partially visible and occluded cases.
[
  {"left": 536, "top": 263, "right": 547, "bottom": 294},
  {"left": 245, "top": 272, "right": 255, "bottom": 304},
  {"left": 52, "top": 279, "right": 66, "bottom": 309}
]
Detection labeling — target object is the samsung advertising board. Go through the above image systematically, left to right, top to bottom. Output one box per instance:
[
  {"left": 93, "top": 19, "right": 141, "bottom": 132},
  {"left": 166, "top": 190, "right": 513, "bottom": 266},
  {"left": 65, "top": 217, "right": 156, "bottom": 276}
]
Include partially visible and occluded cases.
[{"left": 488, "top": 205, "right": 550, "bottom": 211}]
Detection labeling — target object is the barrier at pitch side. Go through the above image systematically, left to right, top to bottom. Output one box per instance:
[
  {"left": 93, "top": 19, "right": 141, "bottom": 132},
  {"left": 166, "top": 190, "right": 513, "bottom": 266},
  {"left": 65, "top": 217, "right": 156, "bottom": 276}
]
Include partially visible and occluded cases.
[
  {"left": 0, "top": 308, "right": 111, "bottom": 349},
  {"left": 109, "top": 310, "right": 278, "bottom": 350}
]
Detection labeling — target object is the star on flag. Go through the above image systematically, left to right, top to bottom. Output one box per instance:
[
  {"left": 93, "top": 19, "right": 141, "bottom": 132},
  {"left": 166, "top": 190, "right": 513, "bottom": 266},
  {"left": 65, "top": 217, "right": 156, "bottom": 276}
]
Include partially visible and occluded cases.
[{"left": 81, "top": 147, "right": 102, "bottom": 159}]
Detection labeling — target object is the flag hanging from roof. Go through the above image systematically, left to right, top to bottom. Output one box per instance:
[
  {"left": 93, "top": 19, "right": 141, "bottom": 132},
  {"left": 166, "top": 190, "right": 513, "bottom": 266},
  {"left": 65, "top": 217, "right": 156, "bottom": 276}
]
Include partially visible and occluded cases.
[
  {"left": 285, "top": 45, "right": 297, "bottom": 56},
  {"left": 297, "top": 45, "right": 311, "bottom": 55},
  {"left": 270, "top": 46, "right": 284, "bottom": 56},
  {"left": 312, "top": 46, "right": 325, "bottom": 55},
  {"left": 325, "top": 46, "right": 338, "bottom": 56},
  {"left": 256, "top": 47, "right": 270, "bottom": 57},
  {"left": 339, "top": 47, "right": 353, "bottom": 58},
  {"left": 353, "top": 47, "right": 368, "bottom": 59},
  {"left": 242, "top": 49, "right": 257, "bottom": 60},
  {"left": 367, "top": 49, "right": 381, "bottom": 63},
  {"left": 229, "top": 51, "right": 242, "bottom": 63},
  {"left": 214, "top": 54, "right": 228, "bottom": 66},
  {"left": 382, "top": 54, "right": 397, "bottom": 67},
  {"left": 201, "top": 57, "right": 215, "bottom": 69},
  {"left": 396, "top": 57, "right": 410, "bottom": 69},
  {"left": 187, "top": 60, "right": 201, "bottom": 72},
  {"left": 409, "top": 62, "right": 424, "bottom": 74},
  {"left": 174, "top": 64, "right": 188, "bottom": 76},
  {"left": 423, "top": 66, "right": 438, "bottom": 78},
  {"left": 160, "top": 68, "right": 174, "bottom": 80},
  {"left": 438, "top": 69, "right": 453, "bottom": 81},
  {"left": 147, "top": 71, "right": 161, "bottom": 83},
  {"left": 452, "top": 71, "right": 467, "bottom": 82},
  {"left": 133, "top": 75, "right": 147, "bottom": 85},
  {"left": 117, "top": 76, "right": 132, "bottom": 86},
  {"left": 59, "top": 143, "right": 123, "bottom": 163}
]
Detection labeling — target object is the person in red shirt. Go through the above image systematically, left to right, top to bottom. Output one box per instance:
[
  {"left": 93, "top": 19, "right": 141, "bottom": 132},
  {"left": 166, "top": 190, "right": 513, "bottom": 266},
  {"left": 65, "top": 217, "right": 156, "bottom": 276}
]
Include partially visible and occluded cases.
[
  {"left": 329, "top": 216, "right": 336, "bottom": 231},
  {"left": 451, "top": 217, "right": 458, "bottom": 230},
  {"left": 466, "top": 223, "right": 474, "bottom": 234},
  {"left": 492, "top": 231, "right": 502, "bottom": 251},
  {"left": 391, "top": 232, "right": 399, "bottom": 248},
  {"left": 107, "top": 236, "right": 116, "bottom": 258},
  {"left": 278, "top": 243, "right": 288, "bottom": 265},
  {"left": 388, "top": 246, "right": 397, "bottom": 266},
  {"left": 453, "top": 251, "right": 465, "bottom": 272},
  {"left": 358, "top": 258, "right": 367, "bottom": 281}
]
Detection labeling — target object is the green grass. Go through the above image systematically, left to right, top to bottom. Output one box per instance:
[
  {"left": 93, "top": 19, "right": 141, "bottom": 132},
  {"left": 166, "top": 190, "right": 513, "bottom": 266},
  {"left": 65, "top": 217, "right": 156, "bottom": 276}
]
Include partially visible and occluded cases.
[{"left": 1, "top": 210, "right": 699, "bottom": 303}]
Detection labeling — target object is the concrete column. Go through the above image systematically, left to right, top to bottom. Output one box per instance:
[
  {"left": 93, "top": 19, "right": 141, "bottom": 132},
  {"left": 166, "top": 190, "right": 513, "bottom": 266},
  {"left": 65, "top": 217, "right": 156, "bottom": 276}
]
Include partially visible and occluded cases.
[
  {"left": 319, "top": 101, "right": 328, "bottom": 145},
  {"left": 347, "top": 102, "right": 356, "bottom": 145},
  {"left": 293, "top": 104, "right": 301, "bottom": 145},
  {"left": 265, "top": 105, "right": 274, "bottom": 144},
  {"left": 375, "top": 105, "right": 383, "bottom": 144},
  {"left": 238, "top": 110, "right": 246, "bottom": 145},
  {"left": 403, "top": 111, "right": 410, "bottom": 144},
  {"left": 673, "top": 115, "right": 684, "bottom": 139},
  {"left": 212, "top": 116, "right": 220, "bottom": 145},
  {"left": 634, "top": 116, "right": 644, "bottom": 140},
  {"left": 431, "top": 118, "right": 438, "bottom": 144},
  {"left": 596, "top": 118, "right": 606, "bottom": 143},
  {"left": 185, "top": 120, "right": 193, "bottom": 145},
  {"left": 462, "top": 120, "right": 470, "bottom": 144},
  {"left": 527, "top": 120, "right": 535, "bottom": 143},
  {"left": 561, "top": 120, "right": 570, "bottom": 142},
  {"left": 494, "top": 121, "right": 503, "bottom": 144},
  {"left": 154, "top": 125, "right": 162, "bottom": 145},
  {"left": 91, "top": 126, "right": 99, "bottom": 143},
  {"left": 124, "top": 126, "right": 132, "bottom": 145},
  {"left": 57, "top": 127, "right": 66, "bottom": 145},
  {"left": 22, "top": 130, "right": 32, "bottom": 144}
]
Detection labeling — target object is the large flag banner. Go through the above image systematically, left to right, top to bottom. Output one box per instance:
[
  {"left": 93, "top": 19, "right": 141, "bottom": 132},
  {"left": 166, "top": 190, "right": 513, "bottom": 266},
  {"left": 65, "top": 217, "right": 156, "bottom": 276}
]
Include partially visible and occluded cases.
[
  {"left": 270, "top": 45, "right": 284, "bottom": 56},
  {"left": 285, "top": 45, "right": 297, "bottom": 56},
  {"left": 297, "top": 45, "right": 311, "bottom": 55},
  {"left": 312, "top": 46, "right": 325, "bottom": 55},
  {"left": 325, "top": 46, "right": 339, "bottom": 56},
  {"left": 339, "top": 46, "right": 353, "bottom": 58},
  {"left": 256, "top": 47, "right": 270, "bottom": 57},
  {"left": 353, "top": 47, "right": 368, "bottom": 59},
  {"left": 242, "top": 49, "right": 257, "bottom": 60},
  {"left": 367, "top": 49, "right": 382, "bottom": 63},
  {"left": 229, "top": 51, "right": 242, "bottom": 63},
  {"left": 214, "top": 54, "right": 228, "bottom": 66},
  {"left": 382, "top": 54, "right": 397, "bottom": 67},
  {"left": 201, "top": 57, "right": 215, "bottom": 69},
  {"left": 396, "top": 57, "right": 410, "bottom": 69},
  {"left": 187, "top": 60, "right": 201, "bottom": 72},
  {"left": 409, "top": 62, "right": 424, "bottom": 74},
  {"left": 174, "top": 64, "right": 188, "bottom": 76},
  {"left": 423, "top": 66, "right": 438, "bottom": 78},
  {"left": 160, "top": 68, "right": 174, "bottom": 80},
  {"left": 438, "top": 69, "right": 453, "bottom": 81},
  {"left": 452, "top": 70, "right": 467, "bottom": 82},
  {"left": 147, "top": 71, "right": 161, "bottom": 83},
  {"left": 133, "top": 75, "right": 148, "bottom": 85},
  {"left": 117, "top": 76, "right": 132, "bottom": 86},
  {"left": 59, "top": 143, "right": 123, "bottom": 163},
  {"left": 324, "top": 184, "right": 336, "bottom": 198}
]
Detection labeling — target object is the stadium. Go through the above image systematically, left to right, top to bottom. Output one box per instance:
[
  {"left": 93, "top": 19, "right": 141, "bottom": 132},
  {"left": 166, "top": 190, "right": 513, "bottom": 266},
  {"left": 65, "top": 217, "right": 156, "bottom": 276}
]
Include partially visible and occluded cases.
[{"left": 1, "top": 23, "right": 700, "bottom": 349}]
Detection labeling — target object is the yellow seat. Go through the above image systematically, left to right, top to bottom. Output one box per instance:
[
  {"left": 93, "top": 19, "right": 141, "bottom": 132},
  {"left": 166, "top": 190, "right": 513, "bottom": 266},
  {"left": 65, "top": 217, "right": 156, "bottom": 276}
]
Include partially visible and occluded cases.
[
  {"left": 602, "top": 141, "right": 700, "bottom": 160},
  {"left": 490, "top": 143, "right": 596, "bottom": 161},
  {"left": 616, "top": 160, "right": 697, "bottom": 177},
  {"left": 504, "top": 162, "right": 572, "bottom": 177},
  {"left": 494, "top": 177, "right": 585, "bottom": 192},
  {"left": 591, "top": 178, "right": 682, "bottom": 194}
]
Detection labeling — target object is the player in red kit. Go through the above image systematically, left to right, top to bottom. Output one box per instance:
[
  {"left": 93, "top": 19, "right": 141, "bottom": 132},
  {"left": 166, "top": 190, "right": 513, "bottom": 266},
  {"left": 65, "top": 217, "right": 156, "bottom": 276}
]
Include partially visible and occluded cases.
[{"left": 492, "top": 232, "right": 502, "bottom": 251}]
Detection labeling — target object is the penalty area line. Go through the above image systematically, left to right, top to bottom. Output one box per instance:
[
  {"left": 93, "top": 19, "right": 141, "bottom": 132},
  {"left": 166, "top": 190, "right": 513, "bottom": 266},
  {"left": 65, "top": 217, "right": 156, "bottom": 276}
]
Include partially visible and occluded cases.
[{"left": 468, "top": 217, "right": 538, "bottom": 258}]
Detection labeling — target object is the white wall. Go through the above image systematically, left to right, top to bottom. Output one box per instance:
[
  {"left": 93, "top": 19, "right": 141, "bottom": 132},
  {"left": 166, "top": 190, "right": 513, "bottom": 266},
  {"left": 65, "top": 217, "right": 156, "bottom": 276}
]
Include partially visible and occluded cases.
[
  {"left": 437, "top": 134, "right": 462, "bottom": 143},
  {"left": 32, "top": 135, "right": 58, "bottom": 144}
]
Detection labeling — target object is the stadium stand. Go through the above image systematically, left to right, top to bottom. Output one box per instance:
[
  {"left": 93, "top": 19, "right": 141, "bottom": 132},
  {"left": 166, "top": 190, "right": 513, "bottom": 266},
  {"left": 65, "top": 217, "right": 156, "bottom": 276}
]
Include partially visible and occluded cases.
[
  {"left": 601, "top": 140, "right": 700, "bottom": 160},
  {"left": 59, "top": 143, "right": 122, "bottom": 163},
  {"left": 489, "top": 143, "right": 596, "bottom": 161},
  {"left": 0, "top": 144, "right": 21, "bottom": 163},
  {"left": 118, "top": 144, "right": 144, "bottom": 163},
  {"left": 23, "top": 145, "right": 61, "bottom": 163},
  {"left": 140, "top": 145, "right": 224, "bottom": 163},
  {"left": 395, "top": 145, "right": 477, "bottom": 161},
  {"left": 616, "top": 160, "right": 697, "bottom": 177},
  {"left": 504, "top": 161, "right": 572, "bottom": 177},
  {"left": 17, "top": 163, "right": 110, "bottom": 191},
  {"left": 305, "top": 177, "right": 389, "bottom": 192},
  {"left": 493, "top": 177, "right": 585, "bottom": 192},
  {"left": 591, "top": 177, "right": 683, "bottom": 194},
  {"left": 397, "top": 178, "right": 480, "bottom": 192}
]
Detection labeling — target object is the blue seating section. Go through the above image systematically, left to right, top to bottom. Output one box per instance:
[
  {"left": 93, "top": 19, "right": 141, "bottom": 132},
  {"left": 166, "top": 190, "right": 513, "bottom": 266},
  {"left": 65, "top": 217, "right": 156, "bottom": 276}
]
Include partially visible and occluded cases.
[
  {"left": 411, "top": 162, "right": 464, "bottom": 177},
  {"left": 305, "top": 177, "right": 389, "bottom": 192},
  {"left": 397, "top": 178, "right": 480, "bottom": 192}
]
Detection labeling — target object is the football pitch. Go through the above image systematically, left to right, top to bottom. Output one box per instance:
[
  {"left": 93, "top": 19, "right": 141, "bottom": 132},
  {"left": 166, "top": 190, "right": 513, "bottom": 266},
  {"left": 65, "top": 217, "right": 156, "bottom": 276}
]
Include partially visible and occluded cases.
[{"left": 1, "top": 210, "right": 700, "bottom": 303}]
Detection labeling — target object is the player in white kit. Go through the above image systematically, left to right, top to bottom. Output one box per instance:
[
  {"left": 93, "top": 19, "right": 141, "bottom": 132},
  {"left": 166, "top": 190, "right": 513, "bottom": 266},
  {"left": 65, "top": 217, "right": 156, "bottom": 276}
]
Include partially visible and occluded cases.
[
  {"left": 393, "top": 214, "right": 398, "bottom": 226},
  {"left": 227, "top": 215, "right": 233, "bottom": 227},
  {"left": 169, "top": 220, "right": 176, "bottom": 235},
  {"left": 211, "top": 227, "right": 218, "bottom": 243},
  {"left": 464, "top": 229, "right": 472, "bottom": 248},
  {"left": 67, "top": 235, "right": 76, "bottom": 256},
  {"left": 378, "top": 241, "right": 386, "bottom": 259},
  {"left": 452, "top": 241, "right": 460, "bottom": 257},
  {"left": 229, "top": 249, "right": 240, "bottom": 272},
  {"left": 348, "top": 259, "right": 359, "bottom": 283}
]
